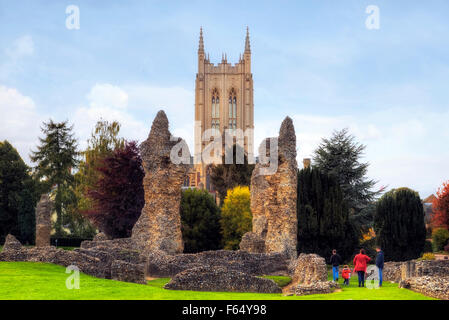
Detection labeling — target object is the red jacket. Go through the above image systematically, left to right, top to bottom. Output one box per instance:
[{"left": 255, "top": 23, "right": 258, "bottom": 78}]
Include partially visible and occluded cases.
[
  {"left": 353, "top": 253, "right": 371, "bottom": 272},
  {"left": 342, "top": 268, "right": 351, "bottom": 279}
]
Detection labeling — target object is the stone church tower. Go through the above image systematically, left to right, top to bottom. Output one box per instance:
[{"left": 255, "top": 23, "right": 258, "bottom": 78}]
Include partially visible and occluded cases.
[{"left": 188, "top": 27, "right": 255, "bottom": 190}]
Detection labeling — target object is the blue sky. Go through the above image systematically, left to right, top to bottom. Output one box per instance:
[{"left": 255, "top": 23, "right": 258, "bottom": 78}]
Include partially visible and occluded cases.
[{"left": 1, "top": 0, "right": 449, "bottom": 197}]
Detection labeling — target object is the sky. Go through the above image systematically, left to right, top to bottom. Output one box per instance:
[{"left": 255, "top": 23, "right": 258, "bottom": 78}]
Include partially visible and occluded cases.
[{"left": 1, "top": 0, "right": 448, "bottom": 198}]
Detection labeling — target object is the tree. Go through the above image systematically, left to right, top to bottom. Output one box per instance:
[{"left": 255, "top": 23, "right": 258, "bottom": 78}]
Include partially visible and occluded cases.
[
  {"left": 30, "top": 120, "right": 79, "bottom": 236},
  {"left": 76, "top": 120, "right": 125, "bottom": 213},
  {"left": 313, "top": 128, "right": 380, "bottom": 234},
  {"left": 0, "top": 141, "right": 39, "bottom": 243},
  {"left": 83, "top": 141, "right": 144, "bottom": 238},
  {"left": 209, "top": 144, "right": 255, "bottom": 203},
  {"left": 297, "top": 167, "right": 358, "bottom": 262},
  {"left": 431, "top": 181, "right": 449, "bottom": 229},
  {"left": 220, "top": 186, "right": 252, "bottom": 250},
  {"left": 180, "top": 188, "right": 222, "bottom": 253},
  {"left": 374, "top": 188, "right": 427, "bottom": 261},
  {"left": 431, "top": 228, "right": 449, "bottom": 252}
]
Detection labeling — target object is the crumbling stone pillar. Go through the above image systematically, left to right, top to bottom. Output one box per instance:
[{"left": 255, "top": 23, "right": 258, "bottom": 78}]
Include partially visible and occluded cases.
[
  {"left": 131, "top": 110, "right": 189, "bottom": 254},
  {"left": 240, "top": 117, "right": 298, "bottom": 259},
  {"left": 35, "top": 194, "right": 53, "bottom": 247},
  {"left": 401, "top": 260, "right": 416, "bottom": 280}
]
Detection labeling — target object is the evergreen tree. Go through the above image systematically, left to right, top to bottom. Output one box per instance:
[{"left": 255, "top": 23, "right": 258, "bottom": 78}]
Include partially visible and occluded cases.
[
  {"left": 30, "top": 120, "right": 79, "bottom": 236},
  {"left": 313, "top": 128, "right": 380, "bottom": 233},
  {"left": 0, "top": 141, "right": 38, "bottom": 243},
  {"left": 84, "top": 141, "right": 144, "bottom": 238},
  {"left": 209, "top": 144, "right": 254, "bottom": 203},
  {"left": 297, "top": 167, "right": 358, "bottom": 262},
  {"left": 220, "top": 186, "right": 252, "bottom": 250},
  {"left": 180, "top": 188, "right": 222, "bottom": 253},
  {"left": 374, "top": 188, "right": 427, "bottom": 261}
]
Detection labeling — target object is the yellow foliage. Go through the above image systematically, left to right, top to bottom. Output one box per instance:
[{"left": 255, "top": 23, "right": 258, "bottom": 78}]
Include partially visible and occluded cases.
[
  {"left": 220, "top": 186, "right": 252, "bottom": 250},
  {"left": 362, "top": 228, "right": 376, "bottom": 241},
  {"left": 420, "top": 253, "right": 435, "bottom": 260}
]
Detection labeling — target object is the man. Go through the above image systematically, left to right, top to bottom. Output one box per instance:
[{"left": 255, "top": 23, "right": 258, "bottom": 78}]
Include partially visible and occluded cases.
[
  {"left": 375, "top": 246, "right": 384, "bottom": 287},
  {"left": 330, "top": 249, "right": 342, "bottom": 282}
]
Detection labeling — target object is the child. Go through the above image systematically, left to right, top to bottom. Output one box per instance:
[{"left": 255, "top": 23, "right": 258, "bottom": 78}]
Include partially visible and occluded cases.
[{"left": 342, "top": 265, "right": 351, "bottom": 286}]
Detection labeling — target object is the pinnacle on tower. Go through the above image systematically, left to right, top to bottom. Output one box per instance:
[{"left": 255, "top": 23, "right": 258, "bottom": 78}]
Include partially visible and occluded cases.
[
  {"left": 245, "top": 26, "right": 251, "bottom": 53},
  {"left": 198, "top": 27, "right": 204, "bottom": 53}
]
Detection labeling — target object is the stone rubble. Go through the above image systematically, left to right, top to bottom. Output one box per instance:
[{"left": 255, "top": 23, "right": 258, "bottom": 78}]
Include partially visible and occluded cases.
[{"left": 164, "top": 266, "right": 282, "bottom": 293}]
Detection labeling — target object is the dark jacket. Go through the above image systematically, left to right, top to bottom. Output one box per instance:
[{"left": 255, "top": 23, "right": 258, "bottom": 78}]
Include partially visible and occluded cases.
[
  {"left": 376, "top": 251, "right": 384, "bottom": 268},
  {"left": 330, "top": 253, "right": 342, "bottom": 266}
]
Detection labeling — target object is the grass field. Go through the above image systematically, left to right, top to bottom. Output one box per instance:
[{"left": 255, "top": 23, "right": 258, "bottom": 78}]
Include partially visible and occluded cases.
[{"left": 0, "top": 262, "right": 436, "bottom": 300}]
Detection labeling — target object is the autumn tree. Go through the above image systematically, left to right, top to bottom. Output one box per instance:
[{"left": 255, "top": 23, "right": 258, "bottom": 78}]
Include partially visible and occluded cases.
[
  {"left": 31, "top": 120, "right": 79, "bottom": 236},
  {"left": 76, "top": 120, "right": 124, "bottom": 213},
  {"left": 84, "top": 141, "right": 144, "bottom": 238},
  {"left": 431, "top": 181, "right": 449, "bottom": 229},
  {"left": 220, "top": 186, "right": 252, "bottom": 250}
]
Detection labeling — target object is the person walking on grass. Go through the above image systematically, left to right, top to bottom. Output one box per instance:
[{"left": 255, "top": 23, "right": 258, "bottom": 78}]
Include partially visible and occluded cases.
[
  {"left": 375, "top": 246, "right": 384, "bottom": 287},
  {"left": 353, "top": 248, "right": 371, "bottom": 287},
  {"left": 330, "top": 249, "right": 342, "bottom": 282},
  {"left": 342, "top": 265, "right": 352, "bottom": 286}
]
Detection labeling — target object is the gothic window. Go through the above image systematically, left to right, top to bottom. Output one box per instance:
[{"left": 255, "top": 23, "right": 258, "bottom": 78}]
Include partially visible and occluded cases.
[
  {"left": 211, "top": 89, "right": 220, "bottom": 129},
  {"left": 228, "top": 89, "right": 237, "bottom": 130}
]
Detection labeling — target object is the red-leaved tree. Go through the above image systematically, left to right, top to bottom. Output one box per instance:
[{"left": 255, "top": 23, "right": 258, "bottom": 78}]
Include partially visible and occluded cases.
[
  {"left": 84, "top": 141, "right": 144, "bottom": 238},
  {"left": 432, "top": 181, "right": 449, "bottom": 230}
]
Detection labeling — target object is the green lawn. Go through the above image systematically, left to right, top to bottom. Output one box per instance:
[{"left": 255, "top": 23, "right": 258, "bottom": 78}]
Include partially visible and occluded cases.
[{"left": 0, "top": 262, "right": 436, "bottom": 300}]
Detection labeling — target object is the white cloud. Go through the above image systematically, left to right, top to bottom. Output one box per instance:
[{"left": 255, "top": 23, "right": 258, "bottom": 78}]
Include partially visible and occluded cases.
[
  {"left": 5, "top": 35, "right": 34, "bottom": 59},
  {"left": 73, "top": 83, "right": 194, "bottom": 151},
  {"left": 87, "top": 83, "right": 128, "bottom": 109},
  {"left": 0, "top": 85, "right": 43, "bottom": 163}
]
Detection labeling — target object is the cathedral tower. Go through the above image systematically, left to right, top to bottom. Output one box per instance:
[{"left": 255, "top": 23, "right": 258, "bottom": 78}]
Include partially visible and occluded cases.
[{"left": 191, "top": 27, "right": 255, "bottom": 190}]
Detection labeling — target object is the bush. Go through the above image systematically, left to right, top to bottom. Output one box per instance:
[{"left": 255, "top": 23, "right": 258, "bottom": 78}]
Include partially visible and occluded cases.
[
  {"left": 220, "top": 186, "right": 252, "bottom": 250},
  {"left": 180, "top": 188, "right": 222, "bottom": 253},
  {"left": 432, "top": 228, "right": 449, "bottom": 252},
  {"left": 423, "top": 240, "right": 433, "bottom": 253},
  {"left": 444, "top": 244, "right": 449, "bottom": 253},
  {"left": 419, "top": 253, "right": 435, "bottom": 261}
]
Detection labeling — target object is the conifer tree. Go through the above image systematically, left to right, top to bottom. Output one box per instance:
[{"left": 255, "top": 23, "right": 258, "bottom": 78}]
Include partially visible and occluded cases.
[
  {"left": 31, "top": 120, "right": 79, "bottom": 236},
  {"left": 313, "top": 128, "right": 380, "bottom": 233},
  {"left": 0, "top": 141, "right": 39, "bottom": 243},
  {"left": 297, "top": 167, "right": 358, "bottom": 262},
  {"left": 180, "top": 188, "right": 222, "bottom": 252},
  {"left": 374, "top": 188, "right": 426, "bottom": 261}
]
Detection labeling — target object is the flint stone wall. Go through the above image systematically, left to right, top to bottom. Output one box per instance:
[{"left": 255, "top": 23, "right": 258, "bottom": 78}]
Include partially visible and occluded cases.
[
  {"left": 131, "top": 110, "right": 189, "bottom": 255},
  {"left": 240, "top": 117, "right": 298, "bottom": 259},
  {"left": 35, "top": 194, "right": 53, "bottom": 247},
  {"left": 146, "top": 249, "right": 289, "bottom": 278},
  {"left": 384, "top": 260, "right": 449, "bottom": 283},
  {"left": 164, "top": 266, "right": 282, "bottom": 293},
  {"left": 399, "top": 276, "right": 449, "bottom": 300}
]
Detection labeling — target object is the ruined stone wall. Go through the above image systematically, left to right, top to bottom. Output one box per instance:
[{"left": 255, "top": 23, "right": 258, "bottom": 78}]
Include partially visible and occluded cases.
[
  {"left": 131, "top": 110, "right": 189, "bottom": 255},
  {"left": 240, "top": 117, "right": 298, "bottom": 259},
  {"left": 35, "top": 194, "right": 53, "bottom": 247},
  {"left": 400, "top": 276, "right": 449, "bottom": 300}
]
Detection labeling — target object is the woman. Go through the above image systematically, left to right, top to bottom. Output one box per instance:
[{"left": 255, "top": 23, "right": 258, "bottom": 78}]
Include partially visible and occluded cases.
[{"left": 353, "top": 249, "right": 371, "bottom": 287}]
